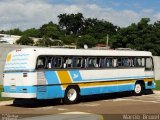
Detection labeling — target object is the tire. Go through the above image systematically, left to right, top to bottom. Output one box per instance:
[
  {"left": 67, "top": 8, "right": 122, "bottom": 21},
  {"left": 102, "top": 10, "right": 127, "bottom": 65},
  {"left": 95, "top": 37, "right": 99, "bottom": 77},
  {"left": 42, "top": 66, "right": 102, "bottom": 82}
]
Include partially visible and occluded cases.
[
  {"left": 134, "top": 83, "right": 143, "bottom": 96},
  {"left": 64, "top": 86, "right": 80, "bottom": 104}
]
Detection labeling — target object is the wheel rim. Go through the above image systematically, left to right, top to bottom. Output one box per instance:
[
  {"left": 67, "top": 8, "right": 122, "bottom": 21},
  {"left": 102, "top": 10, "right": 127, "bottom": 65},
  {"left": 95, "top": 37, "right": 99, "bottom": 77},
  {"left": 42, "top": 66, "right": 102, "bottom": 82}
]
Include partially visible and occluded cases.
[
  {"left": 135, "top": 84, "right": 142, "bottom": 94},
  {"left": 67, "top": 88, "right": 77, "bottom": 101}
]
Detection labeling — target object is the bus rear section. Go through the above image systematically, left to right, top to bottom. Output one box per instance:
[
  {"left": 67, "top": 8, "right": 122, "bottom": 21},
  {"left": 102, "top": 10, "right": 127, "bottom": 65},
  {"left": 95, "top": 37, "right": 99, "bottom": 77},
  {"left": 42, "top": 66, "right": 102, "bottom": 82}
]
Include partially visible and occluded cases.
[{"left": 2, "top": 49, "right": 37, "bottom": 98}]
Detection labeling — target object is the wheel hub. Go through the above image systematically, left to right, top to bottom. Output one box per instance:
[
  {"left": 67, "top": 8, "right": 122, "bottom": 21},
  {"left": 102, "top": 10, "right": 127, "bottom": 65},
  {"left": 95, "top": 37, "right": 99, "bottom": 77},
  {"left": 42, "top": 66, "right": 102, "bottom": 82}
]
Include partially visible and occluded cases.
[
  {"left": 135, "top": 84, "right": 141, "bottom": 94},
  {"left": 67, "top": 88, "right": 77, "bottom": 101}
]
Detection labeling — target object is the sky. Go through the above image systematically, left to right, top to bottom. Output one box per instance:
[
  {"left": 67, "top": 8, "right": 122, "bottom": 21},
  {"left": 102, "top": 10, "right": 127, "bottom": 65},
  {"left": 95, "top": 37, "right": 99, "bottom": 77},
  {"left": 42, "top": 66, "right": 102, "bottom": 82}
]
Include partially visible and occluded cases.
[{"left": 0, "top": 0, "right": 160, "bottom": 30}]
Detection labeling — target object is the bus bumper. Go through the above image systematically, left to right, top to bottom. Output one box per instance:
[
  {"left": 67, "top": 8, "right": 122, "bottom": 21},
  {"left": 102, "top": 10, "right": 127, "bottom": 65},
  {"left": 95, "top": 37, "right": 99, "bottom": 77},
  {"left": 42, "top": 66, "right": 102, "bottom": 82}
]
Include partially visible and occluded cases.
[{"left": 1, "top": 92, "right": 36, "bottom": 98}]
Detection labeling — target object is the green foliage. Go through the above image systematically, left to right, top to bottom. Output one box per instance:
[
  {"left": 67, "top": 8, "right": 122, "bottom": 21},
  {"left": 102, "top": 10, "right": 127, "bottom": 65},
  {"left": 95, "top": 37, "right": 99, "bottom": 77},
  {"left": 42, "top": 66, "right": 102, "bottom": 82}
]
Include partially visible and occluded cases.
[
  {"left": 1, "top": 13, "right": 160, "bottom": 55},
  {"left": 58, "top": 13, "right": 85, "bottom": 35},
  {"left": 58, "top": 13, "right": 117, "bottom": 46},
  {"left": 83, "top": 18, "right": 117, "bottom": 39},
  {"left": 111, "top": 18, "right": 160, "bottom": 55},
  {"left": 39, "top": 21, "right": 61, "bottom": 39},
  {"left": 4, "top": 28, "right": 23, "bottom": 36},
  {"left": 23, "top": 28, "right": 40, "bottom": 37},
  {"left": 16, "top": 35, "right": 34, "bottom": 45},
  {"left": 60, "top": 35, "right": 76, "bottom": 44},
  {"left": 77, "top": 35, "right": 97, "bottom": 48},
  {"left": 35, "top": 36, "right": 53, "bottom": 47},
  {"left": 155, "top": 80, "right": 160, "bottom": 91},
  {"left": 0, "top": 85, "right": 13, "bottom": 101}
]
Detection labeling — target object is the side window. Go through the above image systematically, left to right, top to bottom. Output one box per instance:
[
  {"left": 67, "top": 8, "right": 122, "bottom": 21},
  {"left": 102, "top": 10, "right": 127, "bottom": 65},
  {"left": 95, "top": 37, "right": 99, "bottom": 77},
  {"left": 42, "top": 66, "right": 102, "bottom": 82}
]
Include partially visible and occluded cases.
[
  {"left": 37, "top": 56, "right": 47, "bottom": 69},
  {"left": 46, "top": 57, "right": 53, "bottom": 69},
  {"left": 53, "top": 57, "right": 62, "bottom": 68},
  {"left": 64, "top": 57, "right": 72, "bottom": 68},
  {"left": 72, "top": 57, "right": 83, "bottom": 68},
  {"left": 91, "top": 57, "right": 113, "bottom": 68},
  {"left": 117, "top": 57, "right": 122, "bottom": 67},
  {"left": 145, "top": 57, "right": 153, "bottom": 71},
  {"left": 82, "top": 58, "right": 87, "bottom": 68},
  {"left": 88, "top": 58, "right": 98, "bottom": 68},
  {"left": 99, "top": 58, "right": 106, "bottom": 68},
  {"left": 106, "top": 58, "right": 113, "bottom": 67},
  {"left": 113, "top": 58, "right": 117, "bottom": 67},
  {"left": 122, "top": 58, "right": 130, "bottom": 67},
  {"left": 129, "top": 58, "right": 134, "bottom": 67},
  {"left": 133, "top": 58, "right": 142, "bottom": 67},
  {"left": 141, "top": 58, "right": 145, "bottom": 67}
]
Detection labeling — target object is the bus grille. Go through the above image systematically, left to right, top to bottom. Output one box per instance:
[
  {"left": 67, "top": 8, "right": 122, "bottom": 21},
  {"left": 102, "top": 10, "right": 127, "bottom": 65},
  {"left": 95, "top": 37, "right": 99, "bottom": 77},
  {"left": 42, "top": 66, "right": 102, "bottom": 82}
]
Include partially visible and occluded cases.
[
  {"left": 37, "top": 71, "right": 47, "bottom": 85},
  {"left": 37, "top": 71, "right": 47, "bottom": 92}
]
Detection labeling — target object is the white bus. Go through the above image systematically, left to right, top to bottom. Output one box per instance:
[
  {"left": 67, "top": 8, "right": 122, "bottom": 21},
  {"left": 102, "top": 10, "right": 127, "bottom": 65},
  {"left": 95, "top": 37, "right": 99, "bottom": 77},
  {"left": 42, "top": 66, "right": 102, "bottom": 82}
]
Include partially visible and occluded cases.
[{"left": 2, "top": 48, "right": 155, "bottom": 104}]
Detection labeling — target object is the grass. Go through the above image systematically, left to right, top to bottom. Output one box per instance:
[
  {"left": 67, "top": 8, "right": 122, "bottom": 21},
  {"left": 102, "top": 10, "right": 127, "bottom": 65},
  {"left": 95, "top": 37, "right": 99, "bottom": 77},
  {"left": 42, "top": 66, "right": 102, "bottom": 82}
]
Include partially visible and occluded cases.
[
  {"left": 154, "top": 80, "right": 160, "bottom": 91},
  {"left": 0, "top": 85, "right": 13, "bottom": 101}
]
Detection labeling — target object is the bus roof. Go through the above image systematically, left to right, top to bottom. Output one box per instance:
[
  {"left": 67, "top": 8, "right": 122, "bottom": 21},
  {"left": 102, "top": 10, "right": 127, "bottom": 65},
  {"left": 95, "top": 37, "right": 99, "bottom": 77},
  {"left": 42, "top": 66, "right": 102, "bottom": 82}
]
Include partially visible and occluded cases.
[
  {"left": 4, "top": 48, "right": 152, "bottom": 72},
  {"left": 19, "top": 48, "right": 152, "bottom": 57}
]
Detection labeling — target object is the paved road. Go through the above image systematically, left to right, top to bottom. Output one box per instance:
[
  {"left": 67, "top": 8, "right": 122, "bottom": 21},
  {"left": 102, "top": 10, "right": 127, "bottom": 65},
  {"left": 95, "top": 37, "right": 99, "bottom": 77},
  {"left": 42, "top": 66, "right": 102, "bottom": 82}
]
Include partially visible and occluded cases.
[{"left": 0, "top": 91, "right": 160, "bottom": 120}]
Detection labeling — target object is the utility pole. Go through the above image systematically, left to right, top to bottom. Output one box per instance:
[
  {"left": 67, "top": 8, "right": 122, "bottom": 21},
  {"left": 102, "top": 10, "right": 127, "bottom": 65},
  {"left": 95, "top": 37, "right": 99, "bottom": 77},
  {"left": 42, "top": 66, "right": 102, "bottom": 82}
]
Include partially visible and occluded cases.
[{"left": 106, "top": 34, "right": 109, "bottom": 47}]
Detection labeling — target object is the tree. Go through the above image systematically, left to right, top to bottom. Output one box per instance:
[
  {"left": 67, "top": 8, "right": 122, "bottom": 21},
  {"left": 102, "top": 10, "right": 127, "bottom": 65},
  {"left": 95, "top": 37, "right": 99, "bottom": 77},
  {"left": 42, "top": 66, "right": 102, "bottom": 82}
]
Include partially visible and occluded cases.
[
  {"left": 58, "top": 13, "right": 85, "bottom": 35},
  {"left": 1, "top": 14, "right": 160, "bottom": 55},
  {"left": 81, "top": 18, "right": 118, "bottom": 40},
  {"left": 110, "top": 18, "right": 160, "bottom": 55},
  {"left": 39, "top": 21, "right": 61, "bottom": 39},
  {"left": 5, "top": 28, "right": 23, "bottom": 36},
  {"left": 23, "top": 28, "right": 40, "bottom": 37},
  {"left": 16, "top": 35, "right": 34, "bottom": 45},
  {"left": 60, "top": 35, "right": 76, "bottom": 45},
  {"left": 77, "top": 35, "right": 97, "bottom": 48},
  {"left": 35, "top": 36, "right": 53, "bottom": 47}
]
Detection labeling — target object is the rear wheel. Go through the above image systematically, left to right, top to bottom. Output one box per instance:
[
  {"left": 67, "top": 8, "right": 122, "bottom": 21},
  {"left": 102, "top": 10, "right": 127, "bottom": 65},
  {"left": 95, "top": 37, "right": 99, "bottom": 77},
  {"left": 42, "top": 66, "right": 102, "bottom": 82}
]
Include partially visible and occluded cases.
[
  {"left": 134, "top": 83, "right": 143, "bottom": 96},
  {"left": 64, "top": 86, "right": 80, "bottom": 104}
]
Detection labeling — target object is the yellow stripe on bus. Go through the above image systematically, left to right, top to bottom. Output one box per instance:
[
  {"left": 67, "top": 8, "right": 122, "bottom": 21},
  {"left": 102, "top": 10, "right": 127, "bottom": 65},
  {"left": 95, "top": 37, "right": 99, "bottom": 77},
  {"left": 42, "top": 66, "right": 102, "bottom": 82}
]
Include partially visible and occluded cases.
[
  {"left": 56, "top": 71, "right": 153, "bottom": 89},
  {"left": 57, "top": 71, "right": 72, "bottom": 89},
  {"left": 144, "top": 78, "right": 154, "bottom": 82},
  {"left": 78, "top": 80, "right": 134, "bottom": 88},
  {"left": 117, "top": 80, "right": 135, "bottom": 84}
]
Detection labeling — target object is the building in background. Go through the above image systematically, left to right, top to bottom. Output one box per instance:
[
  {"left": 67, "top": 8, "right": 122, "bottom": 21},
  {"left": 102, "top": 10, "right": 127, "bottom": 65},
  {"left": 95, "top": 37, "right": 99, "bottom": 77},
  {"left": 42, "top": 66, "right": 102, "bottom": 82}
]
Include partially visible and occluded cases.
[
  {"left": 0, "top": 34, "right": 41, "bottom": 44},
  {"left": 0, "top": 34, "right": 20, "bottom": 44}
]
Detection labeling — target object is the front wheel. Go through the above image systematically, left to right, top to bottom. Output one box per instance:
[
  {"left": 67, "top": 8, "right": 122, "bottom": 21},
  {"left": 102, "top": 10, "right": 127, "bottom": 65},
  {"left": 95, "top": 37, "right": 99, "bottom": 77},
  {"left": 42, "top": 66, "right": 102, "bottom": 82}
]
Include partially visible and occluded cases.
[
  {"left": 134, "top": 83, "right": 143, "bottom": 96},
  {"left": 64, "top": 86, "right": 80, "bottom": 104}
]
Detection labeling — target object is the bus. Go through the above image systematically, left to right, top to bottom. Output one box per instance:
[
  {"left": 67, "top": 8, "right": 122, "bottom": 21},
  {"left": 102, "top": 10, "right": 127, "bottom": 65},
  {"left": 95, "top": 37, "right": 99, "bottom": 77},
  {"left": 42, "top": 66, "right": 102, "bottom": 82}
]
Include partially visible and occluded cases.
[{"left": 2, "top": 48, "right": 155, "bottom": 104}]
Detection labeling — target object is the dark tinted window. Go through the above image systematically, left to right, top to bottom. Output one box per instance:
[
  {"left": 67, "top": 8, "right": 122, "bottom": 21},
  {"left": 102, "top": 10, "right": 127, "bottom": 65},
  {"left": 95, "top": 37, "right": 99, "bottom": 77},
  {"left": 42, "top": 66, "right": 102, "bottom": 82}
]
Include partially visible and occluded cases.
[
  {"left": 36, "top": 56, "right": 151, "bottom": 70},
  {"left": 37, "top": 57, "right": 47, "bottom": 69}
]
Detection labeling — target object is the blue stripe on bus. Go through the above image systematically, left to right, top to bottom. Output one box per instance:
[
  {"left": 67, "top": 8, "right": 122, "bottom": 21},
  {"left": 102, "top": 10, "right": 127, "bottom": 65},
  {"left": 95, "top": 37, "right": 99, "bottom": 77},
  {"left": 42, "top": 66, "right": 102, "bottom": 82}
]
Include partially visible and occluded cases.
[
  {"left": 37, "top": 70, "right": 64, "bottom": 99},
  {"left": 69, "top": 70, "right": 82, "bottom": 82},
  {"left": 4, "top": 71, "right": 35, "bottom": 74},
  {"left": 44, "top": 71, "right": 59, "bottom": 84},
  {"left": 145, "top": 82, "right": 156, "bottom": 89},
  {"left": 3, "top": 83, "right": 155, "bottom": 99},
  {"left": 37, "top": 84, "right": 135, "bottom": 99},
  {"left": 79, "top": 84, "right": 135, "bottom": 96},
  {"left": 3, "top": 86, "right": 36, "bottom": 93},
  {"left": 37, "top": 86, "right": 64, "bottom": 99}
]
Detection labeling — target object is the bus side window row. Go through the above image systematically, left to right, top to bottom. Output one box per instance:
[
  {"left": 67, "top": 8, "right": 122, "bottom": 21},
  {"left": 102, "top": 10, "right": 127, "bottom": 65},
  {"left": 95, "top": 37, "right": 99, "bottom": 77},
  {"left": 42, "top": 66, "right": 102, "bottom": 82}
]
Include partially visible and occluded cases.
[
  {"left": 36, "top": 56, "right": 153, "bottom": 70},
  {"left": 37, "top": 57, "right": 62, "bottom": 69}
]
